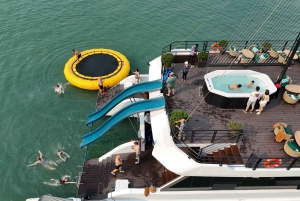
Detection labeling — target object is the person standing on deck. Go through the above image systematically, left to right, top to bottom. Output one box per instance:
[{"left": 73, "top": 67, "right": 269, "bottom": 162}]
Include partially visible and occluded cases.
[
  {"left": 189, "top": 44, "right": 198, "bottom": 68},
  {"left": 72, "top": 49, "right": 81, "bottom": 61},
  {"left": 182, "top": 61, "right": 190, "bottom": 82},
  {"left": 133, "top": 69, "right": 140, "bottom": 84},
  {"left": 166, "top": 72, "right": 176, "bottom": 96},
  {"left": 98, "top": 76, "right": 104, "bottom": 95},
  {"left": 243, "top": 86, "right": 260, "bottom": 113},
  {"left": 256, "top": 89, "right": 270, "bottom": 115},
  {"left": 175, "top": 118, "right": 187, "bottom": 141},
  {"left": 132, "top": 141, "right": 140, "bottom": 164},
  {"left": 111, "top": 154, "right": 124, "bottom": 175}
]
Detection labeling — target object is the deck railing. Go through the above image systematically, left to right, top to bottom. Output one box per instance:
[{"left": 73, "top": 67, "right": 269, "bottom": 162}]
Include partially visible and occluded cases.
[
  {"left": 161, "top": 40, "right": 296, "bottom": 55},
  {"left": 187, "top": 129, "right": 243, "bottom": 143}
]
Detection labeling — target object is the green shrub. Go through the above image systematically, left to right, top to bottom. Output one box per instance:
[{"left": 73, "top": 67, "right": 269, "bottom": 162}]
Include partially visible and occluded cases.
[
  {"left": 219, "top": 40, "right": 228, "bottom": 48},
  {"left": 262, "top": 41, "right": 272, "bottom": 51},
  {"left": 197, "top": 50, "right": 209, "bottom": 61},
  {"left": 161, "top": 53, "right": 174, "bottom": 67},
  {"left": 170, "top": 110, "right": 189, "bottom": 127},
  {"left": 227, "top": 121, "right": 243, "bottom": 134}
]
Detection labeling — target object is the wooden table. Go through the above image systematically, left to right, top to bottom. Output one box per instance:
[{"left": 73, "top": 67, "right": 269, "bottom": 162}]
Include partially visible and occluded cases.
[
  {"left": 242, "top": 49, "right": 254, "bottom": 59},
  {"left": 283, "top": 50, "right": 298, "bottom": 60},
  {"left": 285, "top": 84, "right": 300, "bottom": 94}
]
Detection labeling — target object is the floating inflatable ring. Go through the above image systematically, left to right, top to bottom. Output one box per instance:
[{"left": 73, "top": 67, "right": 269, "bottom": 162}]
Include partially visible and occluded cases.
[
  {"left": 210, "top": 42, "right": 220, "bottom": 52},
  {"left": 64, "top": 48, "right": 130, "bottom": 90},
  {"left": 264, "top": 158, "right": 282, "bottom": 168}
]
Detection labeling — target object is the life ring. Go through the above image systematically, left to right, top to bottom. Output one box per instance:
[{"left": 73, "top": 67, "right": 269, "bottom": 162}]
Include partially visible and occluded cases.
[
  {"left": 210, "top": 42, "right": 220, "bottom": 52},
  {"left": 264, "top": 158, "right": 282, "bottom": 168}
]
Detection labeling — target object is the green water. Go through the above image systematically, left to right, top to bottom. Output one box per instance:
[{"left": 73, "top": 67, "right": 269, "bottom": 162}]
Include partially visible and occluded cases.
[{"left": 0, "top": 0, "right": 299, "bottom": 200}]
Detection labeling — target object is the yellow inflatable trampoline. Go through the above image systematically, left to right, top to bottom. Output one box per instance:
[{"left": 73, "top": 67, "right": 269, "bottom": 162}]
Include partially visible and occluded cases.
[{"left": 64, "top": 48, "right": 130, "bottom": 90}]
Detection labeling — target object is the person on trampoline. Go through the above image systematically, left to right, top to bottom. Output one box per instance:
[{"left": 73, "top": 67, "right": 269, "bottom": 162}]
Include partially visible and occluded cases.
[
  {"left": 72, "top": 49, "right": 81, "bottom": 61},
  {"left": 133, "top": 69, "right": 140, "bottom": 84},
  {"left": 98, "top": 76, "right": 105, "bottom": 95},
  {"left": 57, "top": 149, "right": 70, "bottom": 162},
  {"left": 27, "top": 150, "right": 58, "bottom": 170}
]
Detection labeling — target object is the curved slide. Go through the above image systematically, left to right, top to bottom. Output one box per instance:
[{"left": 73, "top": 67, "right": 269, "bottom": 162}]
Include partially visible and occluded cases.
[
  {"left": 86, "top": 79, "right": 162, "bottom": 125},
  {"left": 80, "top": 97, "right": 165, "bottom": 148}
]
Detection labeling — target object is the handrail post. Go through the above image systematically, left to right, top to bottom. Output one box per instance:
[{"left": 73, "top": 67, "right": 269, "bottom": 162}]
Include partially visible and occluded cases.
[
  {"left": 185, "top": 41, "right": 188, "bottom": 50},
  {"left": 282, "top": 41, "right": 288, "bottom": 51},
  {"left": 190, "top": 130, "right": 195, "bottom": 143},
  {"left": 236, "top": 130, "right": 243, "bottom": 143},
  {"left": 211, "top": 131, "right": 217, "bottom": 143},
  {"left": 198, "top": 149, "right": 203, "bottom": 159},
  {"left": 219, "top": 157, "right": 224, "bottom": 167},
  {"left": 252, "top": 158, "right": 262, "bottom": 170},
  {"left": 287, "top": 158, "right": 299, "bottom": 170}
]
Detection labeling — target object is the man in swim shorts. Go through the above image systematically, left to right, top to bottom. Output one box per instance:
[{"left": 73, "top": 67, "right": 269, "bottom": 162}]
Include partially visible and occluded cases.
[
  {"left": 72, "top": 49, "right": 81, "bottom": 60},
  {"left": 229, "top": 84, "right": 242, "bottom": 90},
  {"left": 28, "top": 150, "right": 58, "bottom": 170},
  {"left": 111, "top": 154, "right": 124, "bottom": 175}
]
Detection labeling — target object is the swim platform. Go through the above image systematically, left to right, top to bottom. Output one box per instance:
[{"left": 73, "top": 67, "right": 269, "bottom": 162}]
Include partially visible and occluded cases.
[{"left": 64, "top": 48, "right": 130, "bottom": 90}]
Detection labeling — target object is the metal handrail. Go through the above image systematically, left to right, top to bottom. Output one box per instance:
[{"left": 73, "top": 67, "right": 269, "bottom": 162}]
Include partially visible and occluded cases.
[{"left": 161, "top": 39, "right": 296, "bottom": 54}]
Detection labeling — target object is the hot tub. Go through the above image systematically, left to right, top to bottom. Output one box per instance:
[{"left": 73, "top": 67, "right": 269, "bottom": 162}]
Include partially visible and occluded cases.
[{"left": 202, "top": 70, "right": 277, "bottom": 109}]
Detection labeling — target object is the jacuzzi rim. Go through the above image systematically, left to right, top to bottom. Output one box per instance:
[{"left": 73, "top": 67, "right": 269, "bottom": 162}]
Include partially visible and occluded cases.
[{"left": 204, "top": 70, "right": 277, "bottom": 98}]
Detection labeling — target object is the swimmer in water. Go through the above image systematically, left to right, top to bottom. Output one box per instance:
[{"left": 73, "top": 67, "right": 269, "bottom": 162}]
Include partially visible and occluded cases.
[
  {"left": 247, "top": 80, "right": 255, "bottom": 87},
  {"left": 55, "top": 84, "right": 64, "bottom": 94},
  {"left": 229, "top": 84, "right": 242, "bottom": 90},
  {"left": 57, "top": 149, "right": 70, "bottom": 162},
  {"left": 28, "top": 150, "right": 58, "bottom": 170},
  {"left": 46, "top": 175, "right": 76, "bottom": 186}
]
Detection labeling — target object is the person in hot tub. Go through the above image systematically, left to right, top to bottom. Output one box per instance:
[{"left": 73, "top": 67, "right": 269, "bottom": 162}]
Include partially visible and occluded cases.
[{"left": 229, "top": 84, "right": 242, "bottom": 90}]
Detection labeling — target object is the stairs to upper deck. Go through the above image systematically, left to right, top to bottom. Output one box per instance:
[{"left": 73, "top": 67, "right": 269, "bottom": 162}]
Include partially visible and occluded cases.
[{"left": 199, "top": 144, "right": 244, "bottom": 164}]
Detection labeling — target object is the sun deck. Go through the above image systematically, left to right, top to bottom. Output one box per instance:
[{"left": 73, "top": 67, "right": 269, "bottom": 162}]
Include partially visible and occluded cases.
[{"left": 166, "top": 54, "right": 300, "bottom": 160}]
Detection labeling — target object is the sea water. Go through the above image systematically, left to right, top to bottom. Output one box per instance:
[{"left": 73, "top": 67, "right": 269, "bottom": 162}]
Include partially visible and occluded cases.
[{"left": 211, "top": 74, "right": 268, "bottom": 93}]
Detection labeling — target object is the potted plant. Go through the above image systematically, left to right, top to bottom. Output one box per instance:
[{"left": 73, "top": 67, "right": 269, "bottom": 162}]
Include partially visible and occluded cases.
[
  {"left": 219, "top": 40, "right": 228, "bottom": 54},
  {"left": 262, "top": 41, "right": 272, "bottom": 53},
  {"left": 197, "top": 50, "right": 209, "bottom": 67},
  {"left": 161, "top": 52, "right": 174, "bottom": 68},
  {"left": 170, "top": 109, "right": 189, "bottom": 128},
  {"left": 227, "top": 121, "right": 243, "bottom": 134}
]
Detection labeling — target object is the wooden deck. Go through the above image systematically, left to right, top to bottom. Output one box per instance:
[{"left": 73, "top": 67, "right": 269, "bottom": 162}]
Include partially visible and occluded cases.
[
  {"left": 166, "top": 55, "right": 300, "bottom": 159},
  {"left": 77, "top": 147, "right": 177, "bottom": 199}
]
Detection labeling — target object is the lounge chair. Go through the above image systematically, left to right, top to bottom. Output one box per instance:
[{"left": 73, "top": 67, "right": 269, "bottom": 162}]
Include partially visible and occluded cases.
[
  {"left": 248, "top": 44, "right": 261, "bottom": 55},
  {"left": 229, "top": 46, "right": 239, "bottom": 57},
  {"left": 270, "top": 48, "right": 279, "bottom": 58},
  {"left": 254, "top": 53, "right": 269, "bottom": 63},
  {"left": 278, "top": 53, "right": 287, "bottom": 64},
  {"left": 276, "top": 74, "right": 292, "bottom": 87},
  {"left": 283, "top": 91, "right": 300, "bottom": 104},
  {"left": 274, "top": 122, "right": 292, "bottom": 142},
  {"left": 284, "top": 139, "right": 300, "bottom": 157}
]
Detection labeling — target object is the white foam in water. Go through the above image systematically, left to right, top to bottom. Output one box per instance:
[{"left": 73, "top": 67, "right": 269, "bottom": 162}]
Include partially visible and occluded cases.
[{"left": 54, "top": 83, "right": 64, "bottom": 94}]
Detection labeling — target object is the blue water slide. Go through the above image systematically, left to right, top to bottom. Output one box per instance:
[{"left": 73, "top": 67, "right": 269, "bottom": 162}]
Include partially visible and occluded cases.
[
  {"left": 86, "top": 79, "right": 162, "bottom": 125},
  {"left": 80, "top": 97, "right": 165, "bottom": 148}
]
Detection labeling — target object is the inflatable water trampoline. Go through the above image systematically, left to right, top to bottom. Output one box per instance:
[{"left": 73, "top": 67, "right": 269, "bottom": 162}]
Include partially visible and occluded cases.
[{"left": 64, "top": 48, "right": 130, "bottom": 90}]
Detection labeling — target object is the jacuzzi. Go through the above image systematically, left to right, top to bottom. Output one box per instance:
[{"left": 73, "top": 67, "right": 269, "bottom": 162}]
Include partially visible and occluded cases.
[{"left": 202, "top": 70, "right": 277, "bottom": 109}]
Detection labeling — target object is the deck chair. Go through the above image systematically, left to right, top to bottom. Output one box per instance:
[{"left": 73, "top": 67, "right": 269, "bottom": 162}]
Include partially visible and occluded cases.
[
  {"left": 229, "top": 46, "right": 239, "bottom": 57},
  {"left": 255, "top": 53, "right": 269, "bottom": 63},
  {"left": 274, "top": 122, "right": 292, "bottom": 142},
  {"left": 284, "top": 139, "right": 300, "bottom": 157}
]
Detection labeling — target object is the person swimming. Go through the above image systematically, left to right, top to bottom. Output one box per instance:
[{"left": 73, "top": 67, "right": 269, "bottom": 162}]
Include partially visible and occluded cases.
[
  {"left": 247, "top": 80, "right": 255, "bottom": 87},
  {"left": 55, "top": 84, "right": 64, "bottom": 94},
  {"left": 229, "top": 84, "right": 242, "bottom": 90},
  {"left": 57, "top": 149, "right": 70, "bottom": 162},
  {"left": 28, "top": 150, "right": 58, "bottom": 170},
  {"left": 45, "top": 175, "right": 76, "bottom": 186}
]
